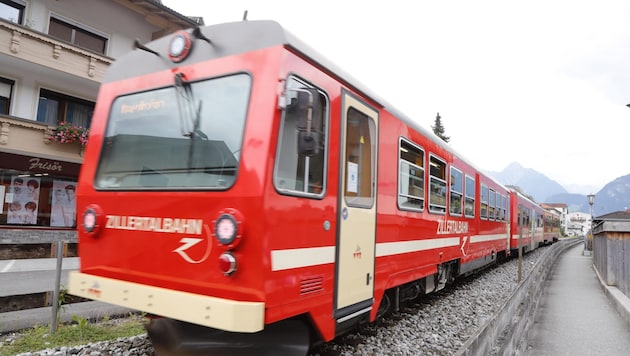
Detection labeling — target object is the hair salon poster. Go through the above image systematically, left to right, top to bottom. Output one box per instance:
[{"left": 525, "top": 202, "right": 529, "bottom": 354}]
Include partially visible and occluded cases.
[
  {"left": 7, "top": 176, "right": 41, "bottom": 225},
  {"left": 50, "top": 180, "right": 77, "bottom": 227}
]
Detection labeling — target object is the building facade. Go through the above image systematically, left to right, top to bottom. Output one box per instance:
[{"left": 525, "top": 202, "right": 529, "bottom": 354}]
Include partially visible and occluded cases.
[{"left": 0, "top": 0, "right": 201, "bottom": 244}]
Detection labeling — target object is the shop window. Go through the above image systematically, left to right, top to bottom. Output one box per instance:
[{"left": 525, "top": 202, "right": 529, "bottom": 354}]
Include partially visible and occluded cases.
[
  {"left": 0, "top": 0, "right": 24, "bottom": 24},
  {"left": 49, "top": 17, "right": 107, "bottom": 54},
  {"left": 0, "top": 77, "right": 14, "bottom": 115},
  {"left": 36, "top": 89, "right": 94, "bottom": 128},
  {"left": 1, "top": 169, "right": 77, "bottom": 228}
]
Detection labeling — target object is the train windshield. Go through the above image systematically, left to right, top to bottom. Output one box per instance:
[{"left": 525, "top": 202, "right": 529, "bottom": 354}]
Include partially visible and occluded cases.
[{"left": 94, "top": 73, "right": 251, "bottom": 190}]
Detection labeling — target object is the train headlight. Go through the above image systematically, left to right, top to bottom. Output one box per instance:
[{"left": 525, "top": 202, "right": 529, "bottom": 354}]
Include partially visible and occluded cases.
[
  {"left": 168, "top": 30, "right": 192, "bottom": 63},
  {"left": 82, "top": 205, "right": 103, "bottom": 236},
  {"left": 213, "top": 209, "right": 245, "bottom": 249},
  {"left": 215, "top": 214, "right": 237, "bottom": 245},
  {"left": 218, "top": 252, "right": 237, "bottom": 276}
]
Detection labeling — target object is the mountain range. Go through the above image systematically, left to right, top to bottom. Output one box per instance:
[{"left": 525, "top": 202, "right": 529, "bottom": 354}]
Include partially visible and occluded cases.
[{"left": 487, "top": 162, "right": 630, "bottom": 217}]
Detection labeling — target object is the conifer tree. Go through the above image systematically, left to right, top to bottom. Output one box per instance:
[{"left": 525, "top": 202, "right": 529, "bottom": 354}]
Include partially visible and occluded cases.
[{"left": 431, "top": 112, "right": 450, "bottom": 143}]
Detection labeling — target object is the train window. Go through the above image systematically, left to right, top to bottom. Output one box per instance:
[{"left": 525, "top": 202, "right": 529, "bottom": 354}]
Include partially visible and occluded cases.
[
  {"left": 95, "top": 73, "right": 250, "bottom": 189},
  {"left": 274, "top": 77, "right": 328, "bottom": 197},
  {"left": 344, "top": 107, "right": 375, "bottom": 208},
  {"left": 398, "top": 138, "right": 424, "bottom": 211},
  {"left": 428, "top": 155, "right": 446, "bottom": 214},
  {"left": 449, "top": 167, "right": 463, "bottom": 216},
  {"left": 464, "top": 175, "right": 475, "bottom": 217},
  {"left": 480, "top": 184, "right": 489, "bottom": 219},
  {"left": 488, "top": 189, "right": 496, "bottom": 221},
  {"left": 518, "top": 205, "right": 530, "bottom": 227}
]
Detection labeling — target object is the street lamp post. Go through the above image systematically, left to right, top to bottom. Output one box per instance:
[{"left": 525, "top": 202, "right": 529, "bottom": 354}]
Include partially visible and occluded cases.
[{"left": 586, "top": 193, "right": 595, "bottom": 254}]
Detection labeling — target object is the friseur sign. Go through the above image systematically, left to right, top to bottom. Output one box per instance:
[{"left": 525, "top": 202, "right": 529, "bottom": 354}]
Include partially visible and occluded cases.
[{"left": 0, "top": 151, "right": 80, "bottom": 177}]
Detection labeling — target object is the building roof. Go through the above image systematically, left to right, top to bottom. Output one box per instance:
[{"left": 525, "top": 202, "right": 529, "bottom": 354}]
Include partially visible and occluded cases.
[
  {"left": 116, "top": 0, "right": 204, "bottom": 29},
  {"left": 594, "top": 210, "right": 630, "bottom": 221}
]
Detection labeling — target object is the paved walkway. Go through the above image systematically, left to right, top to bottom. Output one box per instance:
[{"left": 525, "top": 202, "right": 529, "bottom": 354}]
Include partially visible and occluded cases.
[{"left": 526, "top": 244, "right": 630, "bottom": 355}]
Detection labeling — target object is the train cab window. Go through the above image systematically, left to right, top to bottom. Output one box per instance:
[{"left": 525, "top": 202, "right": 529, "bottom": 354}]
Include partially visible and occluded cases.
[
  {"left": 95, "top": 73, "right": 250, "bottom": 189},
  {"left": 274, "top": 77, "right": 328, "bottom": 197},
  {"left": 344, "top": 107, "right": 375, "bottom": 207},
  {"left": 398, "top": 138, "right": 424, "bottom": 211},
  {"left": 428, "top": 155, "right": 446, "bottom": 214},
  {"left": 449, "top": 167, "right": 463, "bottom": 216},
  {"left": 464, "top": 175, "right": 475, "bottom": 218},
  {"left": 480, "top": 184, "right": 489, "bottom": 219},
  {"left": 488, "top": 189, "right": 496, "bottom": 221}
]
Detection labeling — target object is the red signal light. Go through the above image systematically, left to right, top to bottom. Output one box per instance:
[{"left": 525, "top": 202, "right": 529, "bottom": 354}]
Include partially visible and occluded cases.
[{"left": 219, "top": 252, "right": 237, "bottom": 276}]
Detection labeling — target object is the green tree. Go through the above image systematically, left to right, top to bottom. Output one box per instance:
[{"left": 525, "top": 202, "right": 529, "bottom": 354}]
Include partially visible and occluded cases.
[{"left": 431, "top": 112, "right": 450, "bottom": 142}]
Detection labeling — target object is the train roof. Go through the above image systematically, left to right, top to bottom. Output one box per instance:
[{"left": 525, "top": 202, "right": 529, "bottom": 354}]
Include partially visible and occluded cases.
[{"left": 109, "top": 20, "right": 502, "bottom": 189}]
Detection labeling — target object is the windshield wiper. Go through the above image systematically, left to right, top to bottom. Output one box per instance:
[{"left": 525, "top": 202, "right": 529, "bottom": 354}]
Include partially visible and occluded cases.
[{"left": 174, "top": 72, "right": 208, "bottom": 139}]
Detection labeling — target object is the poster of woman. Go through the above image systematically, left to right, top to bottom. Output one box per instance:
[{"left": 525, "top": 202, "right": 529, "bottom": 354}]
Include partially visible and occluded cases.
[
  {"left": 7, "top": 176, "right": 40, "bottom": 225},
  {"left": 50, "top": 180, "right": 77, "bottom": 227}
]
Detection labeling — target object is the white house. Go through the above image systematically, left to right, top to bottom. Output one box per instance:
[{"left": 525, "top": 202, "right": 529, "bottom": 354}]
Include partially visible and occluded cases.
[{"left": 0, "top": 0, "right": 201, "bottom": 244}]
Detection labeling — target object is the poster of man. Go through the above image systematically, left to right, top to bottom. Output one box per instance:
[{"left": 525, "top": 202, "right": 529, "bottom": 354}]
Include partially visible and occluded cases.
[
  {"left": 7, "top": 176, "right": 40, "bottom": 225},
  {"left": 50, "top": 180, "right": 77, "bottom": 227}
]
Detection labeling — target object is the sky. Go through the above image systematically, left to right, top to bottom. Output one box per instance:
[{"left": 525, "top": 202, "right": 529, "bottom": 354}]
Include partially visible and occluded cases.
[{"left": 162, "top": 0, "right": 630, "bottom": 194}]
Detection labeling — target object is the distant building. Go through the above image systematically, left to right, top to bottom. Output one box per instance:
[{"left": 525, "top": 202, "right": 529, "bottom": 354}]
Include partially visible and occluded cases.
[
  {"left": 0, "top": 0, "right": 202, "bottom": 244},
  {"left": 566, "top": 211, "right": 591, "bottom": 237}
]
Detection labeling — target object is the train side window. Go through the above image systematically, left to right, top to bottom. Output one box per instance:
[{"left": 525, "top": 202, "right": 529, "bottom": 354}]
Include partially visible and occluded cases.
[
  {"left": 274, "top": 77, "right": 328, "bottom": 197},
  {"left": 398, "top": 138, "right": 424, "bottom": 211},
  {"left": 428, "top": 155, "right": 446, "bottom": 214},
  {"left": 449, "top": 167, "right": 463, "bottom": 216},
  {"left": 464, "top": 175, "right": 475, "bottom": 218},
  {"left": 480, "top": 184, "right": 489, "bottom": 219},
  {"left": 489, "top": 189, "right": 496, "bottom": 221}
]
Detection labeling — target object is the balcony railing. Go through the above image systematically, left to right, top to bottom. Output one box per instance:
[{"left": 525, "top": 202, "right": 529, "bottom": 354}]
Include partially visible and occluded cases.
[
  {"left": 0, "top": 19, "right": 113, "bottom": 83},
  {"left": 0, "top": 115, "right": 84, "bottom": 161}
]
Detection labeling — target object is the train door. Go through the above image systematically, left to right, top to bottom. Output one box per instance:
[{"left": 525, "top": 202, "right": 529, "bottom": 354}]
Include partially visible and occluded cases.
[{"left": 334, "top": 90, "right": 378, "bottom": 321}]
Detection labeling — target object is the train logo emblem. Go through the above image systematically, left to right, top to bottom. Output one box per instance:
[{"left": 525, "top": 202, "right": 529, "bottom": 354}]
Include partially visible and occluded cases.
[{"left": 172, "top": 224, "right": 213, "bottom": 264}]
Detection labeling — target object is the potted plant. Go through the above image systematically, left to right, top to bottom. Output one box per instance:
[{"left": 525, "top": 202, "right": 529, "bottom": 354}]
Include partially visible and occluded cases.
[{"left": 47, "top": 122, "right": 89, "bottom": 147}]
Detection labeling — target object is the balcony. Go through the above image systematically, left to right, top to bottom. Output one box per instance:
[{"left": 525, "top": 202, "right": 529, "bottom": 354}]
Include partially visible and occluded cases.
[
  {"left": 0, "top": 19, "right": 113, "bottom": 84},
  {"left": 0, "top": 115, "right": 84, "bottom": 162}
]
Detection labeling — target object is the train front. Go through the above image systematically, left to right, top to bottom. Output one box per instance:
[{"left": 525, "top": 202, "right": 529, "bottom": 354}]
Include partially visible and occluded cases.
[{"left": 68, "top": 23, "right": 309, "bottom": 354}]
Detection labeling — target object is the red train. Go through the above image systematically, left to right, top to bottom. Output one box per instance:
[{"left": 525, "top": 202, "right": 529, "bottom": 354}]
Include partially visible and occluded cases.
[{"left": 68, "top": 20, "right": 556, "bottom": 354}]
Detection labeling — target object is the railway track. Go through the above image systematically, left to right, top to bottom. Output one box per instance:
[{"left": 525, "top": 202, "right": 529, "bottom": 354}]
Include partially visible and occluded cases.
[{"left": 3, "top": 239, "right": 582, "bottom": 355}]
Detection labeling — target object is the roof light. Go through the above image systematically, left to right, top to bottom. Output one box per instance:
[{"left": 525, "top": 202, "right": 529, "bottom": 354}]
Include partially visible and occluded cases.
[{"left": 168, "top": 31, "right": 192, "bottom": 63}]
